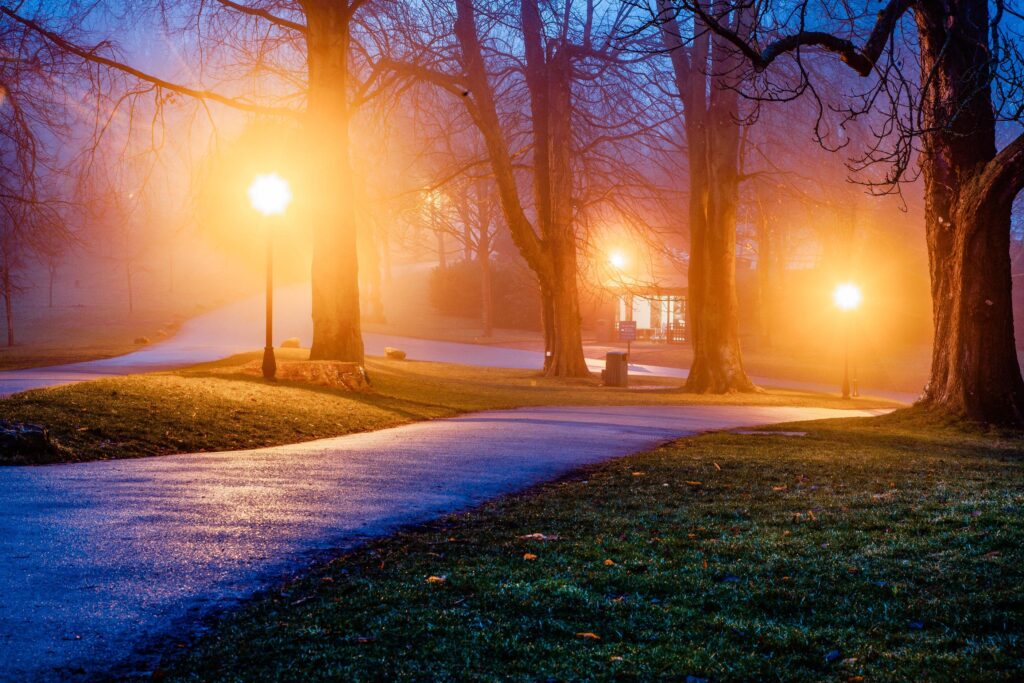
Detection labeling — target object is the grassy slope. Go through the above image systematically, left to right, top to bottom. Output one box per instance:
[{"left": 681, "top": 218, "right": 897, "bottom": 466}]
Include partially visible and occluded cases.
[
  {"left": 0, "top": 349, "right": 896, "bottom": 464},
  {"left": 164, "top": 415, "right": 1024, "bottom": 682}
]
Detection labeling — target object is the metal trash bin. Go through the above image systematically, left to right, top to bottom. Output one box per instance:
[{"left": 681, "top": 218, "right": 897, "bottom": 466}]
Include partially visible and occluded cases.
[{"left": 605, "top": 351, "right": 629, "bottom": 388}]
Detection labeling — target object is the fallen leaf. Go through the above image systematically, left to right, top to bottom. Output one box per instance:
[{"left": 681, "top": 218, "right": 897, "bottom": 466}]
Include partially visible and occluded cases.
[
  {"left": 713, "top": 462, "right": 721, "bottom": 471},
  {"left": 632, "top": 471, "right": 646, "bottom": 477},
  {"left": 685, "top": 480, "right": 703, "bottom": 487},
  {"left": 772, "top": 485, "right": 787, "bottom": 491},
  {"left": 518, "top": 533, "right": 560, "bottom": 541},
  {"left": 523, "top": 553, "right": 538, "bottom": 561},
  {"left": 603, "top": 559, "right": 616, "bottom": 566},
  {"left": 426, "top": 575, "right": 447, "bottom": 585},
  {"left": 576, "top": 632, "right": 601, "bottom": 640},
  {"left": 610, "top": 655, "right": 624, "bottom": 662}
]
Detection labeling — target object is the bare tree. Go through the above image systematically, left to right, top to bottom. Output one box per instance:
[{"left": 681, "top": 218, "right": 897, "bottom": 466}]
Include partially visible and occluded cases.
[
  {"left": 649, "top": 0, "right": 1024, "bottom": 424},
  {"left": 653, "top": 0, "right": 760, "bottom": 392},
  {"left": 1, "top": 1, "right": 380, "bottom": 363},
  {"left": 0, "top": 11, "right": 74, "bottom": 343}
]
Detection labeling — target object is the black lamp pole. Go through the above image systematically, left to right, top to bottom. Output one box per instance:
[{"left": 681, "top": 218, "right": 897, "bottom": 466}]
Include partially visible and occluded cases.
[
  {"left": 261, "top": 225, "right": 276, "bottom": 380},
  {"left": 841, "top": 314, "right": 853, "bottom": 399}
]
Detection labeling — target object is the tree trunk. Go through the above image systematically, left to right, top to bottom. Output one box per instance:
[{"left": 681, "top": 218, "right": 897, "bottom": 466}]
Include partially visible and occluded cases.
[
  {"left": 452, "top": 0, "right": 589, "bottom": 377},
  {"left": 660, "top": 0, "right": 756, "bottom": 393},
  {"left": 303, "top": 1, "right": 364, "bottom": 363},
  {"left": 913, "top": 1, "right": 1024, "bottom": 424},
  {"left": 543, "top": 47, "right": 590, "bottom": 378},
  {"left": 755, "top": 199, "right": 773, "bottom": 350},
  {"left": 435, "top": 226, "right": 447, "bottom": 270},
  {"left": 478, "top": 230, "right": 493, "bottom": 337},
  {"left": 544, "top": 256, "right": 590, "bottom": 377},
  {"left": 126, "top": 261, "right": 134, "bottom": 314},
  {"left": 48, "top": 265, "right": 56, "bottom": 308},
  {"left": 2, "top": 267, "right": 13, "bottom": 347}
]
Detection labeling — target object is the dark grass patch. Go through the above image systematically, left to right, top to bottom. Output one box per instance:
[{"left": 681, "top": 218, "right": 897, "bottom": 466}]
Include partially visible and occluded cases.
[{"left": 162, "top": 421, "right": 1024, "bottom": 681}]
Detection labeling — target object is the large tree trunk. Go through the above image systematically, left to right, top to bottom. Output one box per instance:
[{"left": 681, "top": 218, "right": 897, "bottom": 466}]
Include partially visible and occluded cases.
[
  {"left": 452, "top": 0, "right": 589, "bottom": 377},
  {"left": 914, "top": 0, "right": 1024, "bottom": 424},
  {"left": 303, "top": 1, "right": 364, "bottom": 363},
  {"left": 661, "top": 3, "right": 756, "bottom": 393},
  {"left": 541, "top": 46, "right": 590, "bottom": 378},
  {"left": 687, "top": 73, "right": 755, "bottom": 392},
  {"left": 544, "top": 257, "right": 590, "bottom": 377}
]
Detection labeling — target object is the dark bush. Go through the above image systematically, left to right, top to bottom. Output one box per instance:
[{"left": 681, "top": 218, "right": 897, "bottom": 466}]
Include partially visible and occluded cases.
[{"left": 428, "top": 258, "right": 542, "bottom": 331}]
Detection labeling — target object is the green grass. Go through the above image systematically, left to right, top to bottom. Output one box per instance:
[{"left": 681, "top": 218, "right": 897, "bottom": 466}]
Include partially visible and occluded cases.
[
  {"left": 0, "top": 349, "right": 896, "bottom": 464},
  {"left": 162, "top": 415, "right": 1024, "bottom": 682}
]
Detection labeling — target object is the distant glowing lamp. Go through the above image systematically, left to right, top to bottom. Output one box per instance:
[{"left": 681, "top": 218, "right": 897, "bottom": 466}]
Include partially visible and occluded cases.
[
  {"left": 248, "top": 173, "right": 292, "bottom": 217},
  {"left": 248, "top": 173, "right": 292, "bottom": 381},
  {"left": 609, "top": 251, "right": 627, "bottom": 270},
  {"left": 833, "top": 282, "right": 862, "bottom": 399},
  {"left": 833, "top": 282, "right": 862, "bottom": 311}
]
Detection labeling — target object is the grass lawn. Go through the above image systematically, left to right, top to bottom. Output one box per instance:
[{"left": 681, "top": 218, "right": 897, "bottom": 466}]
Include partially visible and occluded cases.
[
  {"left": 0, "top": 349, "right": 896, "bottom": 464},
  {"left": 162, "top": 414, "right": 1024, "bottom": 682}
]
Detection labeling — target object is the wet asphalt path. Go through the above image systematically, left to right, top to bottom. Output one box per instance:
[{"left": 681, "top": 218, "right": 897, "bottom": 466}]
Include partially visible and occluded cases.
[{"left": 0, "top": 404, "right": 884, "bottom": 680}]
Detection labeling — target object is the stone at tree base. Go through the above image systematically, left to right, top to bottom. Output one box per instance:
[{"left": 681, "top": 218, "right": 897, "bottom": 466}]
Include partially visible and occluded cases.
[
  {"left": 280, "top": 337, "right": 302, "bottom": 349},
  {"left": 385, "top": 347, "right": 407, "bottom": 360},
  {"left": 240, "top": 360, "right": 370, "bottom": 391},
  {"left": 0, "top": 422, "right": 73, "bottom": 465}
]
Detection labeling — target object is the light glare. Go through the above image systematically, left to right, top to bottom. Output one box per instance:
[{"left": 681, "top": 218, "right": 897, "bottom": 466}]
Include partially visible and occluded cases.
[
  {"left": 248, "top": 173, "right": 292, "bottom": 216},
  {"left": 609, "top": 251, "right": 627, "bottom": 269},
  {"left": 833, "top": 283, "right": 862, "bottom": 311}
]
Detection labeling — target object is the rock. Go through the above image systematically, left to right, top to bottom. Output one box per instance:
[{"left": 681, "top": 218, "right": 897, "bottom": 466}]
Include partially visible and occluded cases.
[
  {"left": 133, "top": 336, "right": 150, "bottom": 345},
  {"left": 280, "top": 337, "right": 302, "bottom": 349},
  {"left": 384, "top": 347, "right": 407, "bottom": 360},
  {"left": 239, "top": 360, "right": 371, "bottom": 391},
  {"left": 0, "top": 421, "right": 73, "bottom": 465}
]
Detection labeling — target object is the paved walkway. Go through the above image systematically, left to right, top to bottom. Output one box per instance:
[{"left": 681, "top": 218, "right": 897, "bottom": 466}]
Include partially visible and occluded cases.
[
  {"left": 0, "top": 284, "right": 917, "bottom": 402},
  {"left": 0, "top": 404, "right": 884, "bottom": 680}
]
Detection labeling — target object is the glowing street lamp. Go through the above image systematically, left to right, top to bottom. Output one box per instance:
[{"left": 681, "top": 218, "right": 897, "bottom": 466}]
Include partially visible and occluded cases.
[
  {"left": 249, "top": 173, "right": 292, "bottom": 380},
  {"left": 833, "top": 282, "right": 862, "bottom": 399}
]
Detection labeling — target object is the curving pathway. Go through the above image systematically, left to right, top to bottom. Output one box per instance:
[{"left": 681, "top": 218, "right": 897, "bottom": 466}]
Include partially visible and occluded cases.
[{"left": 0, "top": 404, "right": 886, "bottom": 680}]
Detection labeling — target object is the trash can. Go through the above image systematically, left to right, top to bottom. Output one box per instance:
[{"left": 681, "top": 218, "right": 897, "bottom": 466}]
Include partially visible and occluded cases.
[{"left": 605, "top": 351, "right": 629, "bottom": 388}]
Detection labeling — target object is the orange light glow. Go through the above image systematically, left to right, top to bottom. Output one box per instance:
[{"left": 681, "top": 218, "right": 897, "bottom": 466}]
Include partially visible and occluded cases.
[
  {"left": 248, "top": 173, "right": 292, "bottom": 216},
  {"left": 609, "top": 251, "right": 627, "bottom": 270},
  {"left": 833, "top": 283, "right": 862, "bottom": 311}
]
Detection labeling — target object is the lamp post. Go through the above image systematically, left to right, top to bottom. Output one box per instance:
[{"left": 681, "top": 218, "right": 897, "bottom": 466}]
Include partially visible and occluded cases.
[
  {"left": 248, "top": 173, "right": 292, "bottom": 380},
  {"left": 833, "top": 282, "right": 862, "bottom": 399}
]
